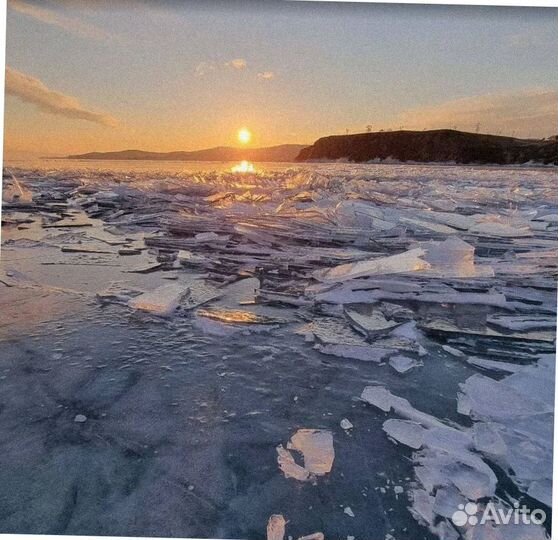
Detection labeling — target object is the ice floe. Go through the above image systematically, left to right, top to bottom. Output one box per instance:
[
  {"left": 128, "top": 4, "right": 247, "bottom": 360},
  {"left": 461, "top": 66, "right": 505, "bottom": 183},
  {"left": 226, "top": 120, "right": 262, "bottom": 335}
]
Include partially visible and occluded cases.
[
  {"left": 128, "top": 283, "right": 189, "bottom": 316},
  {"left": 277, "top": 429, "right": 335, "bottom": 482}
]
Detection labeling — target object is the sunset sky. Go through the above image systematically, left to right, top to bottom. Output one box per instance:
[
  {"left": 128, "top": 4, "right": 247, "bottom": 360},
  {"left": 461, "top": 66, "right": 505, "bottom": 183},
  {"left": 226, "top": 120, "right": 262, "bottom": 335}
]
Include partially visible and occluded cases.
[{"left": 4, "top": 0, "right": 558, "bottom": 158}]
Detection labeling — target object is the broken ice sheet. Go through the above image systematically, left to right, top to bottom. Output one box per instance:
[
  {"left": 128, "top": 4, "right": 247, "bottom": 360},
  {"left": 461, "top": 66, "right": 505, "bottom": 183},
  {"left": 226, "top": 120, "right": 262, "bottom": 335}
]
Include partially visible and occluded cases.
[
  {"left": 4, "top": 159, "right": 557, "bottom": 540},
  {"left": 2, "top": 173, "right": 33, "bottom": 203},
  {"left": 334, "top": 200, "right": 396, "bottom": 230},
  {"left": 416, "top": 210, "right": 474, "bottom": 231},
  {"left": 2, "top": 211, "right": 35, "bottom": 227},
  {"left": 42, "top": 216, "right": 95, "bottom": 228},
  {"left": 399, "top": 216, "right": 459, "bottom": 234},
  {"left": 469, "top": 219, "right": 533, "bottom": 238},
  {"left": 194, "top": 231, "right": 230, "bottom": 244},
  {"left": 418, "top": 236, "right": 494, "bottom": 278},
  {"left": 314, "top": 237, "right": 492, "bottom": 283},
  {"left": 60, "top": 243, "right": 116, "bottom": 254},
  {"left": 118, "top": 247, "right": 143, "bottom": 256},
  {"left": 314, "top": 248, "right": 430, "bottom": 282},
  {"left": 176, "top": 249, "right": 211, "bottom": 266},
  {"left": 125, "top": 262, "right": 163, "bottom": 274},
  {"left": 215, "top": 277, "right": 260, "bottom": 306},
  {"left": 181, "top": 280, "right": 221, "bottom": 310},
  {"left": 96, "top": 282, "right": 143, "bottom": 305},
  {"left": 128, "top": 283, "right": 189, "bottom": 316},
  {"left": 380, "top": 301, "right": 415, "bottom": 322},
  {"left": 344, "top": 305, "right": 400, "bottom": 337},
  {"left": 196, "top": 308, "right": 286, "bottom": 325},
  {"left": 192, "top": 313, "right": 243, "bottom": 336},
  {"left": 487, "top": 314, "right": 556, "bottom": 332},
  {"left": 297, "top": 317, "right": 367, "bottom": 347},
  {"left": 298, "top": 317, "right": 392, "bottom": 361},
  {"left": 421, "top": 317, "right": 555, "bottom": 343},
  {"left": 374, "top": 335, "right": 425, "bottom": 357},
  {"left": 389, "top": 355, "right": 422, "bottom": 374},
  {"left": 368, "top": 356, "right": 552, "bottom": 538},
  {"left": 458, "top": 357, "right": 554, "bottom": 508},
  {"left": 466, "top": 357, "right": 522, "bottom": 374},
  {"left": 458, "top": 373, "right": 552, "bottom": 421},
  {"left": 364, "top": 384, "right": 502, "bottom": 534},
  {"left": 361, "top": 385, "right": 446, "bottom": 429},
  {"left": 383, "top": 419, "right": 425, "bottom": 449},
  {"left": 471, "top": 423, "right": 507, "bottom": 457},
  {"left": 277, "top": 429, "right": 334, "bottom": 482},
  {"left": 438, "top": 454, "right": 497, "bottom": 500},
  {"left": 528, "top": 479, "right": 553, "bottom": 508},
  {"left": 432, "top": 486, "right": 468, "bottom": 519},
  {"left": 409, "top": 489, "right": 435, "bottom": 529},
  {"left": 266, "top": 514, "right": 324, "bottom": 540},
  {"left": 267, "top": 514, "right": 287, "bottom": 540},
  {"left": 297, "top": 534, "right": 324, "bottom": 540}
]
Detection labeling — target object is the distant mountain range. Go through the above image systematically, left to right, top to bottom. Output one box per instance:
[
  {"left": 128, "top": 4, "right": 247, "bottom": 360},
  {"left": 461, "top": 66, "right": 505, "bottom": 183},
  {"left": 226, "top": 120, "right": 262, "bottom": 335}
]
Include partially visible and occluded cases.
[
  {"left": 296, "top": 130, "right": 558, "bottom": 165},
  {"left": 67, "top": 131, "right": 558, "bottom": 165},
  {"left": 67, "top": 144, "right": 308, "bottom": 163}
]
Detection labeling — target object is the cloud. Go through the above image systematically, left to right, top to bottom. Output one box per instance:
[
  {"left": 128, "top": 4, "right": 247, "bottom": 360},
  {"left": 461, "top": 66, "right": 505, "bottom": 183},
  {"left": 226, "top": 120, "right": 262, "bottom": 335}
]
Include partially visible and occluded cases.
[
  {"left": 8, "top": 0, "right": 109, "bottom": 40},
  {"left": 198, "top": 58, "right": 247, "bottom": 76},
  {"left": 226, "top": 58, "right": 247, "bottom": 70},
  {"left": 195, "top": 60, "right": 276, "bottom": 82},
  {"left": 195, "top": 62, "right": 217, "bottom": 78},
  {"left": 5, "top": 67, "right": 118, "bottom": 127},
  {"left": 257, "top": 71, "right": 275, "bottom": 81},
  {"left": 397, "top": 89, "right": 557, "bottom": 138}
]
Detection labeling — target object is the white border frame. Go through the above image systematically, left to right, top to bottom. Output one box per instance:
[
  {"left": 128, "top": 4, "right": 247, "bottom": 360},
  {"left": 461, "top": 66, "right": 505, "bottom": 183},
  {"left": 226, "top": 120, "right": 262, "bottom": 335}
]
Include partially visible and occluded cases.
[{"left": 0, "top": 2, "right": 556, "bottom": 540}]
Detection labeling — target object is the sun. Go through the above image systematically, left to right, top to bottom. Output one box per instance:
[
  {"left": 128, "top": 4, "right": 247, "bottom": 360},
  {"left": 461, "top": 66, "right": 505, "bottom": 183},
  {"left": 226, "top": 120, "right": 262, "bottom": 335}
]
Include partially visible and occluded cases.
[{"left": 238, "top": 128, "right": 252, "bottom": 145}]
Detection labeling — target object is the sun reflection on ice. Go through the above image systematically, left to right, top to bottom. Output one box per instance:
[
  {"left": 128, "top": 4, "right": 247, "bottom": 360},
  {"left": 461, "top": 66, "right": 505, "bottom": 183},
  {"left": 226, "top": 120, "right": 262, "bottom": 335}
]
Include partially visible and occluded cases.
[{"left": 231, "top": 160, "right": 255, "bottom": 174}]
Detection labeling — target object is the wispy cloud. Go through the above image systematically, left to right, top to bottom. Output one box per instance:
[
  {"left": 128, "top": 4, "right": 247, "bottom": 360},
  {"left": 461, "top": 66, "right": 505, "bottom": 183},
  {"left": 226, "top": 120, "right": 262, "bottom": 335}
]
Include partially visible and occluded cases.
[
  {"left": 8, "top": 0, "right": 109, "bottom": 41},
  {"left": 197, "top": 58, "right": 249, "bottom": 77},
  {"left": 225, "top": 58, "right": 247, "bottom": 70},
  {"left": 195, "top": 59, "right": 276, "bottom": 81},
  {"left": 195, "top": 62, "right": 217, "bottom": 78},
  {"left": 6, "top": 67, "right": 118, "bottom": 127},
  {"left": 257, "top": 71, "right": 275, "bottom": 81},
  {"left": 397, "top": 89, "right": 558, "bottom": 137}
]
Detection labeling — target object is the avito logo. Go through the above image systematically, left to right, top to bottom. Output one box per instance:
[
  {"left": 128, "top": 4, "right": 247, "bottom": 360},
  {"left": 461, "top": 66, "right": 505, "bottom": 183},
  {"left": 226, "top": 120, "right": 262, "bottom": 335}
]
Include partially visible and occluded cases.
[{"left": 451, "top": 502, "right": 546, "bottom": 527}]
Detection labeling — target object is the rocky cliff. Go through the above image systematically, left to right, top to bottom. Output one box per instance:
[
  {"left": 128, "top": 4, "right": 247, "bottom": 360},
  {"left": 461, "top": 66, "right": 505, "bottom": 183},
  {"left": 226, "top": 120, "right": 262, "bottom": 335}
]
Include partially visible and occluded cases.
[{"left": 296, "top": 130, "right": 557, "bottom": 165}]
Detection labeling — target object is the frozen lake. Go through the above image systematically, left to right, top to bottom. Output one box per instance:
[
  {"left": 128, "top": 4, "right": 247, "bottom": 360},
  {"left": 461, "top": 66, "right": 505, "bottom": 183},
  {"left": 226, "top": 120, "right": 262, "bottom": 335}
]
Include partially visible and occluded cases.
[
  {"left": 4, "top": 156, "right": 556, "bottom": 175},
  {"left": 1, "top": 162, "right": 556, "bottom": 539}
]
